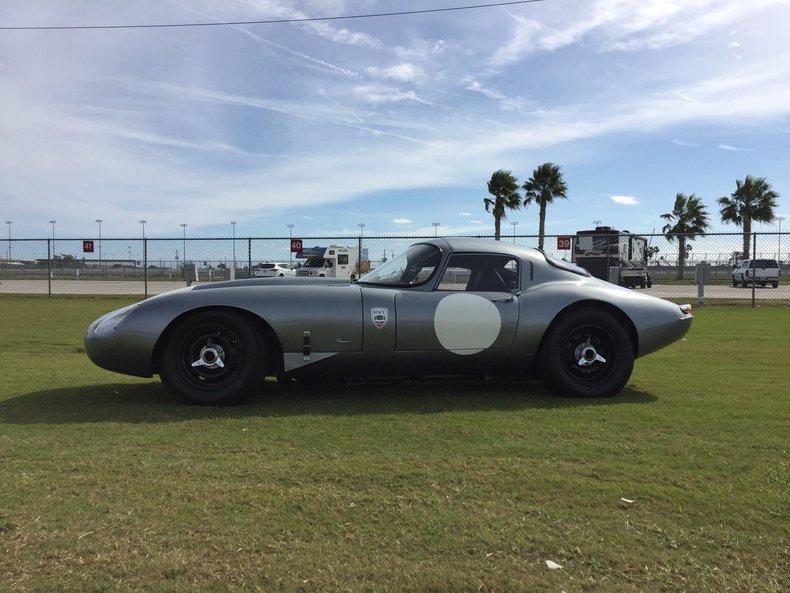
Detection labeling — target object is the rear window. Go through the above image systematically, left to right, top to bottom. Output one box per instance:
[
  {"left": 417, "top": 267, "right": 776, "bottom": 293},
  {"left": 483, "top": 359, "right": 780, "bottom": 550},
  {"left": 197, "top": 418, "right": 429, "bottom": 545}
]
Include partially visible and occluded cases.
[
  {"left": 753, "top": 259, "right": 779, "bottom": 268},
  {"left": 261, "top": 264, "right": 276, "bottom": 269}
]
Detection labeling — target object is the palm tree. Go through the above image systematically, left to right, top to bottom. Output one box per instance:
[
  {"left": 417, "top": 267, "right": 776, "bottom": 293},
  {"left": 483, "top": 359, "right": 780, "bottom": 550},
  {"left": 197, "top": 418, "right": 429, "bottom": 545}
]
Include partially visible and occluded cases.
[
  {"left": 522, "top": 163, "right": 568, "bottom": 250},
  {"left": 484, "top": 170, "right": 521, "bottom": 240},
  {"left": 718, "top": 175, "right": 779, "bottom": 259},
  {"left": 660, "top": 193, "right": 710, "bottom": 280}
]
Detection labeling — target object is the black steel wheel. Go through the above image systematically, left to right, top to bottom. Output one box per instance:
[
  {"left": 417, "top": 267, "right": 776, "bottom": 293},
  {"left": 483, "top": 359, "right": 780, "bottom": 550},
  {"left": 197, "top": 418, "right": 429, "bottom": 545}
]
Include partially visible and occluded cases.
[
  {"left": 541, "top": 308, "right": 635, "bottom": 397},
  {"left": 159, "top": 310, "right": 269, "bottom": 404}
]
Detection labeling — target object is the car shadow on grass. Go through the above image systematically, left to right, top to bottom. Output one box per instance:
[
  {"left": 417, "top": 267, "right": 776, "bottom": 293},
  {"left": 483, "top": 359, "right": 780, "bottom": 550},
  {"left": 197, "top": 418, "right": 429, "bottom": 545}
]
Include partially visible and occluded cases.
[{"left": 1, "top": 378, "right": 657, "bottom": 424}]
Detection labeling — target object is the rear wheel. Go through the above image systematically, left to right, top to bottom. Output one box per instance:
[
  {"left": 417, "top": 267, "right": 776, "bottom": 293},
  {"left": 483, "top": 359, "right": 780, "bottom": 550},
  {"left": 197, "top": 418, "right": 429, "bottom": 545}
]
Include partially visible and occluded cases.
[
  {"left": 741, "top": 278, "right": 748, "bottom": 288},
  {"left": 732, "top": 279, "right": 738, "bottom": 287},
  {"left": 772, "top": 281, "right": 779, "bottom": 288},
  {"left": 540, "top": 308, "right": 634, "bottom": 398},
  {"left": 159, "top": 310, "right": 268, "bottom": 404}
]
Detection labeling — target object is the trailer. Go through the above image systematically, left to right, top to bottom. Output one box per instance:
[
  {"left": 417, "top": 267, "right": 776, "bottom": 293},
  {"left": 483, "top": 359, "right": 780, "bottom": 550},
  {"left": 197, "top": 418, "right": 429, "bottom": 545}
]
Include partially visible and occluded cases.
[
  {"left": 571, "top": 226, "right": 652, "bottom": 288},
  {"left": 295, "top": 245, "right": 370, "bottom": 280}
]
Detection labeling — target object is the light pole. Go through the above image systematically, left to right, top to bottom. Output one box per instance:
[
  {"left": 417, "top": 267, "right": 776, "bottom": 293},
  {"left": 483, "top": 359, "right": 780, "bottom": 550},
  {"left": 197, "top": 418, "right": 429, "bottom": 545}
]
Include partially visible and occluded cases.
[
  {"left": 778, "top": 216, "right": 785, "bottom": 262},
  {"left": 95, "top": 219, "right": 103, "bottom": 270},
  {"left": 139, "top": 219, "right": 146, "bottom": 239},
  {"left": 593, "top": 219, "right": 602, "bottom": 227},
  {"left": 4, "top": 220, "right": 10, "bottom": 261},
  {"left": 49, "top": 220, "right": 56, "bottom": 266},
  {"left": 230, "top": 221, "right": 237, "bottom": 273},
  {"left": 510, "top": 221, "right": 519, "bottom": 243},
  {"left": 432, "top": 222, "right": 440, "bottom": 237},
  {"left": 180, "top": 223, "right": 187, "bottom": 269},
  {"left": 287, "top": 223, "right": 294, "bottom": 267}
]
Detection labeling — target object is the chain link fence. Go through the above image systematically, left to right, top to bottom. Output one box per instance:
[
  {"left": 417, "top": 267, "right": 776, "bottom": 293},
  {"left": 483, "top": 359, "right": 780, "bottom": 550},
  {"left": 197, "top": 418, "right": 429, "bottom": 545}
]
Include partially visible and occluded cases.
[{"left": 1, "top": 232, "right": 787, "bottom": 306}]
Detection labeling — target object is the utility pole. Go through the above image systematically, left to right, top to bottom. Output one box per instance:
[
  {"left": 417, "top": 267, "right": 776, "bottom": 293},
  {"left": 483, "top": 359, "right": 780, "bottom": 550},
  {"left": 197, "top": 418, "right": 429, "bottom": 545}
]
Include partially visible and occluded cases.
[
  {"left": 778, "top": 216, "right": 785, "bottom": 262},
  {"left": 95, "top": 219, "right": 103, "bottom": 270},
  {"left": 139, "top": 219, "right": 146, "bottom": 239},
  {"left": 4, "top": 220, "right": 9, "bottom": 261},
  {"left": 49, "top": 220, "right": 56, "bottom": 267},
  {"left": 510, "top": 220, "right": 518, "bottom": 243},
  {"left": 231, "top": 221, "right": 237, "bottom": 273},
  {"left": 432, "top": 222, "right": 440, "bottom": 237},
  {"left": 180, "top": 223, "right": 187, "bottom": 269},
  {"left": 287, "top": 223, "right": 294, "bottom": 268}
]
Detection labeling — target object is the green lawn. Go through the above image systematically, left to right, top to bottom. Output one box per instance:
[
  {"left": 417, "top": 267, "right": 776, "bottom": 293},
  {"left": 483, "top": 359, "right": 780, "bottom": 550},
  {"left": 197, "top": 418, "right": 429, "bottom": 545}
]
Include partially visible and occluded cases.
[{"left": 0, "top": 297, "right": 787, "bottom": 593}]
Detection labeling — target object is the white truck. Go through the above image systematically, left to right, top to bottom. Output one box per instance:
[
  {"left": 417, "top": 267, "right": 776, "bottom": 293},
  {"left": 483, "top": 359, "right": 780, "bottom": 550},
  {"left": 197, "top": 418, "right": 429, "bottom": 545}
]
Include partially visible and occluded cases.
[
  {"left": 296, "top": 245, "right": 369, "bottom": 280},
  {"left": 732, "top": 259, "right": 780, "bottom": 288}
]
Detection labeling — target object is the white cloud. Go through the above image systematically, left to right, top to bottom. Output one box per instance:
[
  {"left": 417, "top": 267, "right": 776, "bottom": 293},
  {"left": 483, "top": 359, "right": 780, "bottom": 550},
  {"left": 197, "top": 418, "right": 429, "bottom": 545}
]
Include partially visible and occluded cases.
[
  {"left": 489, "top": 0, "right": 783, "bottom": 64},
  {"left": 728, "top": 41, "right": 742, "bottom": 48},
  {"left": 366, "top": 63, "right": 425, "bottom": 82},
  {"left": 465, "top": 80, "right": 527, "bottom": 111},
  {"left": 350, "top": 84, "right": 441, "bottom": 107},
  {"left": 673, "top": 91, "right": 695, "bottom": 102},
  {"left": 672, "top": 138, "right": 698, "bottom": 146},
  {"left": 718, "top": 143, "right": 743, "bottom": 150},
  {"left": 610, "top": 195, "right": 640, "bottom": 205},
  {"left": 458, "top": 212, "right": 472, "bottom": 216},
  {"left": 392, "top": 218, "right": 413, "bottom": 224},
  {"left": 471, "top": 220, "right": 483, "bottom": 224}
]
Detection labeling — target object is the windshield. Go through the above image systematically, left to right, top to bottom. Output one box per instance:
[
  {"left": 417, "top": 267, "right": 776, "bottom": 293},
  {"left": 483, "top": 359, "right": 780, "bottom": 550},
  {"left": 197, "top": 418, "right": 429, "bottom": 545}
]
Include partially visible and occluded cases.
[{"left": 358, "top": 244, "right": 441, "bottom": 286}]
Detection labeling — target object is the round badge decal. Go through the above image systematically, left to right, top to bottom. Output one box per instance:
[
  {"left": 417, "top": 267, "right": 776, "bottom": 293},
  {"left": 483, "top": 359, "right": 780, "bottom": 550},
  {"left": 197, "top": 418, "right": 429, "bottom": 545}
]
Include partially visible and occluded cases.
[{"left": 433, "top": 293, "right": 502, "bottom": 355}]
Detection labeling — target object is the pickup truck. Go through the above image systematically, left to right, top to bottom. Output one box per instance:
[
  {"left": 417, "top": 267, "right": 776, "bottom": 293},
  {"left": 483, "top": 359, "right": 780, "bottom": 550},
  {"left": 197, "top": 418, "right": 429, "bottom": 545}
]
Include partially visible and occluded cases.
[{"left": 732, "top": 259, "right": 780, "bottom": 288}]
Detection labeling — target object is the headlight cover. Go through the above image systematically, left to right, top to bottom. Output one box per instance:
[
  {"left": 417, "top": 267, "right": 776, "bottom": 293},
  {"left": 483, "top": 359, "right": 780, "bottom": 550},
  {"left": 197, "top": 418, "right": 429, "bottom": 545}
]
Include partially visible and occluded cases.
[{"left": 93, "top": 304, "right": 137, "bottom": 337}]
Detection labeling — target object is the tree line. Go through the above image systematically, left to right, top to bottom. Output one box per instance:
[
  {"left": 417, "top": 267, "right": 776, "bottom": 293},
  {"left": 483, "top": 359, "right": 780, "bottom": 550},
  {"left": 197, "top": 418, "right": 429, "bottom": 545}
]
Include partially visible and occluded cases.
[{"left": 483, "top": 164, "right": 780, "bottom": 268}]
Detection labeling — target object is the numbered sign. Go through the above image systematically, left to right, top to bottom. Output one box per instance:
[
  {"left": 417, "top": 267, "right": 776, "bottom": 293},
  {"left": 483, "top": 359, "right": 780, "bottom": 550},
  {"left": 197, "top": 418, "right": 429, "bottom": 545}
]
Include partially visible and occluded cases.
[
  {"left": 557, "top": 236, "right": 572, "bottom": 250},
  {"left": 290, "top": 238, "right": 303, "bottom": 253},
  {"left": 82, "top": 240, "right": 95, "bottom": 253}
]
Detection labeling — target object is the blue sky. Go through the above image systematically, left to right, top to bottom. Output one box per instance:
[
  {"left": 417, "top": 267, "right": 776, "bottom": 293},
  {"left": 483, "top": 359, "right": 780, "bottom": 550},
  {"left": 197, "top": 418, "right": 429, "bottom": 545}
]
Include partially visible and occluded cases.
[{"left": 1, "top": 0, "right": 789, "bottom": 238}]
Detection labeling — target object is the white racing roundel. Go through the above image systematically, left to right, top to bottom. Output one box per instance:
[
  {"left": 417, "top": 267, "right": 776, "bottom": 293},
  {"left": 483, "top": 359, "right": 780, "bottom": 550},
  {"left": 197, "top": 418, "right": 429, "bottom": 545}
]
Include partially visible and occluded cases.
[{"left": 433, "top": 293, "right": 502, "bottom": 355}]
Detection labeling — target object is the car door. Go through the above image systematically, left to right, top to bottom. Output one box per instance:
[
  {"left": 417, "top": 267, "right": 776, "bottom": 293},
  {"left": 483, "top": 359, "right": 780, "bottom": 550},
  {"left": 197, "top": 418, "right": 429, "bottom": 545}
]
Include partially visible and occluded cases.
[{"left": 395, "top": 253, "right": 520, "bottom": 354}]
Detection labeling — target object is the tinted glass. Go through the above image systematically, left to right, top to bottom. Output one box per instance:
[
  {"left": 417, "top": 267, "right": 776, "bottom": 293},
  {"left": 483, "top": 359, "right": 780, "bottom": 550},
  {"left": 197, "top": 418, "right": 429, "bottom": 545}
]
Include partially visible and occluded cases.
[
  {"left": 437, "top": 254, "right": 519, "bottom": 292},
  {"left": 754, "top": 259, "right": 778, "bottom": 268}
]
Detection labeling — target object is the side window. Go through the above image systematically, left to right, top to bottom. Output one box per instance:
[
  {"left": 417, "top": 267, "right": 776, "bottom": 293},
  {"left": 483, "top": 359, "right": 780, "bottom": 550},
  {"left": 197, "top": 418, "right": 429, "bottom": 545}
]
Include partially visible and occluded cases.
[
  {"left": 338, "top": 254, "right": 349, "bottom": 265},
  {"left": 436, "top": 254, "right": 519, "bottom": 292}
]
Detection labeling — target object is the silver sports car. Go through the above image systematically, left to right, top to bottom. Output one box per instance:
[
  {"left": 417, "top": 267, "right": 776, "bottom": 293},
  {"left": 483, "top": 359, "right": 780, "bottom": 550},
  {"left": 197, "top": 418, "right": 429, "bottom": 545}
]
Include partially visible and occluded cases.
[{"left": 85, "top": 238, "right": 692, "bottom": 404}]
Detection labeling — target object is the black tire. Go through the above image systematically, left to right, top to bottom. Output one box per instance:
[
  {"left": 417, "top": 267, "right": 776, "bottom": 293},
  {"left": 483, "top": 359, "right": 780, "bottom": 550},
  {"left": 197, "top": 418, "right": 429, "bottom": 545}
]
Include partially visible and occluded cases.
[
  {"left": 279, "top": 273, "right": 285, "bottom": 277},
  {"left": 732, "top": 279, "right": 738, "bottom": 287},
  {"left": 741, "top": 279, "right": 748, "bottom": 288},
  {"left": 772, "top": 281, "right": 779, "bottom": 288},
  {"left": 540, "top": 308, "right": 635, "bottom": 398},
  {"left": 159, "top": 310, "right": 269, "bottom": 405}
]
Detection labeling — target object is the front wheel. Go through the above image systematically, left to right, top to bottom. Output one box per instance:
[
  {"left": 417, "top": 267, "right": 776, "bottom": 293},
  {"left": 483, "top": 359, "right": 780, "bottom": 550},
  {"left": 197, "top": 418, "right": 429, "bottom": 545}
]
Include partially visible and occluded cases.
[
  {"left": 772, "top": 281, "right": 779, "bottom": 288},
  {"left": 540, "top": 308, "right": 635, "bottom": 398},
  {"left": 159, "top": 310, "right": 269, "bottom": 404}
]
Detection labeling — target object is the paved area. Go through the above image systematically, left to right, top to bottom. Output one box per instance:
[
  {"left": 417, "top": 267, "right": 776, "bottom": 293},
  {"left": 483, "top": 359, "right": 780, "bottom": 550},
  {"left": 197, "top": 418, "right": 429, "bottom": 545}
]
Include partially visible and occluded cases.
[{"left": 1, "top": 279, "right": 788, "bottom": 301}]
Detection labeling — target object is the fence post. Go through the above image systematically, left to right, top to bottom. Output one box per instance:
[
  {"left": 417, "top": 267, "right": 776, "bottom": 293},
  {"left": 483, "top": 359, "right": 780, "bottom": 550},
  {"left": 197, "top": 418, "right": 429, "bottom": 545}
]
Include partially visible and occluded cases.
[
  {"left": 752, "top": 233, "right": 757, "bottom": 309},
  {"left": 47, "top": 238, "right": 52, "bottom": 299},
  {"left": 143, "top": 238, "right": 148, "bottom": 299},
  {"left": 247, "top": 238, "right": 252, "bottom": 278}
]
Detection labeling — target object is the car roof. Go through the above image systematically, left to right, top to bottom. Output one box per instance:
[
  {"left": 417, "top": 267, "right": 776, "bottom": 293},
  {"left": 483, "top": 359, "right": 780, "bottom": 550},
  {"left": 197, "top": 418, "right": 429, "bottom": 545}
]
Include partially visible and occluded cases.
[{"left": 420, "top": 237, "right": 545, "bottom": 261}]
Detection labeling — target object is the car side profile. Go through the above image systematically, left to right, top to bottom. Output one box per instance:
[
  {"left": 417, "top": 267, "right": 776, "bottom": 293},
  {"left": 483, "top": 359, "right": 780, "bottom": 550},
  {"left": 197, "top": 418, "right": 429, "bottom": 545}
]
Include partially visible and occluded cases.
[
  {"left": 85, "top": 238, "right": 693, "bottom": 404},
  {"left": 732, "top": 259, "right": 780, "bottom": 288},
  {"left": 253, "top": 263, "right": 295, "bottom": 277}
]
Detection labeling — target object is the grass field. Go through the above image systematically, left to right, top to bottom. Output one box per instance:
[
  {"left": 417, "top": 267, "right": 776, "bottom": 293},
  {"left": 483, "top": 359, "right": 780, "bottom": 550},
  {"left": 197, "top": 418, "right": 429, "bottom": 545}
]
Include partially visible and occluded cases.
[{"left": 1, "top": 297, "right": 787, "bottom": 592}]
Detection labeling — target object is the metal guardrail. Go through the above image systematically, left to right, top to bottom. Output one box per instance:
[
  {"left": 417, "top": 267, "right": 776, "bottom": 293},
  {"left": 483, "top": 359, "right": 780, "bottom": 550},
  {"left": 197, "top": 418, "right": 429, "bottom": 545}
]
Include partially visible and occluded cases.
[{"left": 1, "top": 232, "right": 787, "bottom": 306}]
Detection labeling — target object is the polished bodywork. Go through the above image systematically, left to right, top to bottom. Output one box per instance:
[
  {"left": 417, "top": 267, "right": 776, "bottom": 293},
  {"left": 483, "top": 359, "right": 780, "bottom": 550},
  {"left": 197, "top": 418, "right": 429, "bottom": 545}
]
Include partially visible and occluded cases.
[{"left": 85, "top": 238, "right": 692, "bottom": 380}]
